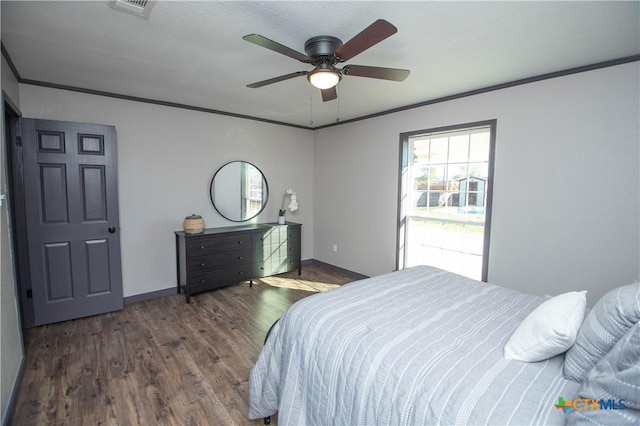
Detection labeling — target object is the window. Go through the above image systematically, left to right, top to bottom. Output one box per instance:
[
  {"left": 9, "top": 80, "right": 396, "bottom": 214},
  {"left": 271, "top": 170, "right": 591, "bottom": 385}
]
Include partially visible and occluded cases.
[{"left": 397, "top": 121, "right": 496, "bottom": 281}]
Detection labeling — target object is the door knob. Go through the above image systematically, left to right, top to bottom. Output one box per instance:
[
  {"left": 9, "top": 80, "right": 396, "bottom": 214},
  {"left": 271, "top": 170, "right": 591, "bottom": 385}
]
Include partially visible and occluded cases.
[{"left": 108, "top": 227, "right": 117, "bottom": 233}]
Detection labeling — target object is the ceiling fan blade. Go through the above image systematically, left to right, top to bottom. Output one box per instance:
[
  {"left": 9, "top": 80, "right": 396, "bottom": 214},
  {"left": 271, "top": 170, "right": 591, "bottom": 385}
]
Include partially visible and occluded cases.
[
  {"left": 334, "top": 19, "right": 397, "bottom": 62},
  {"left": 243, "top": 34, "right": 311, "bottom": 63},
  {"left": 342, "top": 65, "right": 410, "bottom": 81},
  {"left": 247, "top": 71, "right": 308, "bottom": 88},
  {"left": 321, "top": 86, "right": 337, "bottom": 102}
]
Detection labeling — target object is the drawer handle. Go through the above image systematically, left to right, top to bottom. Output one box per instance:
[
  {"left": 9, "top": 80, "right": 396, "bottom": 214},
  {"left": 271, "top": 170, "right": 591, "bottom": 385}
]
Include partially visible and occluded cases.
[
  {"left": 238, "top": 240, "right": 244, "bottom": 244},
  {"left": 199, "top": 246, "right": 205, "bottom": 250},
  {"left": 238, "top": 256, "right": 244, "bottom": 260},
  {"left": 200, "top": 263, "right": 205, "bottom": 266},
  {"left": 238, "top": 271, "right": 244, "bottom": 276},
  {"left": 200, "top": 279, "right": 206, "bottom": 283}
]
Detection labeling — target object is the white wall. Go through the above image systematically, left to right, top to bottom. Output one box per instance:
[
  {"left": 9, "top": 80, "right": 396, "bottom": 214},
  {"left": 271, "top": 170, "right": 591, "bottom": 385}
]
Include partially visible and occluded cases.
[
  {"left": 1, "top": 54, "right": 24, "bottom": 424},
  {"left": 314, "top": 62, "right": 640, "bottom": 305},
  {"left": 19, "top": 85, "right": 314, "bottom": 297}
]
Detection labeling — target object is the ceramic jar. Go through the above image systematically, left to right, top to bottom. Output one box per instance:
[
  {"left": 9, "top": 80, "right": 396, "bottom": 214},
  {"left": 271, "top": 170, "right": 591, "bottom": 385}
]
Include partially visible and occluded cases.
[{"left": 183, "top": 214, "right": 205, "bottom": 234}]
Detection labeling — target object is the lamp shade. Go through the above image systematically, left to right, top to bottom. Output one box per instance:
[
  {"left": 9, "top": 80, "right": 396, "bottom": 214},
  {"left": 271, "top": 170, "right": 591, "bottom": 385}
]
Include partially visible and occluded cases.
[{"left": 307, "top": 66, "right": 341, "bottom": 89}]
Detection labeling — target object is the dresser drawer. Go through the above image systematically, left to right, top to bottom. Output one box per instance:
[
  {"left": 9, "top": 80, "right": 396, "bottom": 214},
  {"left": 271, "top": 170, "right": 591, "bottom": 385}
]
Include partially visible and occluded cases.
[
  {"left": 253, "top": 226, "right": 300, "bottom": 247},
  {"left": 186, "top": 233, "right": 251, "bottom": 256},
  {"left": 253, "top": 242, "right": 300, "bottom": 263},
  {"left": 187, "top": 249, "right": 251, "bottom": 272},
  {"left": 254, "top": 256, "right": 300, "bottom": 277},
  {"left": 188, "top": 264, "right": 254, "bottom": 288},
  {"left": 188, "top": 278, "right": 223, "bottom": 294}
]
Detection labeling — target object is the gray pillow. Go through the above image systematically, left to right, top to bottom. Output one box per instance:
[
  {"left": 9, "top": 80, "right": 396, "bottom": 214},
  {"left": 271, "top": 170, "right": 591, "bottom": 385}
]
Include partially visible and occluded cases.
[
  {"left": 563, "top": 282, "right": 640, "bottom": 383},
  {"left": 566, "top": 321, "right": 640, "bottom": 425}
]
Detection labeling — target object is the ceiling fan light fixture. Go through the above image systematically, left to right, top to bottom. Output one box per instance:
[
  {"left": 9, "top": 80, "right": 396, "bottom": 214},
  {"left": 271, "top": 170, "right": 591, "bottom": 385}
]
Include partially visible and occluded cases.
[{"left": 307, "top": 64, "right": 342, "bottom": 90}]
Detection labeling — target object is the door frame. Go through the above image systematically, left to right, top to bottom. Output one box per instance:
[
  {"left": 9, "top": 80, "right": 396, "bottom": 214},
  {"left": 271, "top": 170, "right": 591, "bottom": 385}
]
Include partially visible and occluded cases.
[
  {"left": 3, "top": 93, "right": 34, "bottom": 328},
  {"left": 3, "top": 105, "right": 124, "bottom": 327}
]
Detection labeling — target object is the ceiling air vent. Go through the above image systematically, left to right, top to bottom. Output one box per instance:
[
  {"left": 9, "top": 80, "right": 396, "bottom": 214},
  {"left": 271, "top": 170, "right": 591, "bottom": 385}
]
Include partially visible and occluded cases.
[{"left": 109, "top": 0, "right": 155, "bottom": 19}]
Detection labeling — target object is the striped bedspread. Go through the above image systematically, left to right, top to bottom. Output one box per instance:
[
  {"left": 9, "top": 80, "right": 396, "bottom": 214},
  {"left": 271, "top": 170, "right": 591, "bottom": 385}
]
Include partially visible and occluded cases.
[{"left": 248, "top": 265, "right": 580, "bottom": 425}]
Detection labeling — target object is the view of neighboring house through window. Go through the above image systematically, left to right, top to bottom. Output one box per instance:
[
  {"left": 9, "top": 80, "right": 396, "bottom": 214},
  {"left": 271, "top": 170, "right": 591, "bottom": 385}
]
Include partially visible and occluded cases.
[{"left": 397, "top": 121, "right": 496, "bottom": 281}]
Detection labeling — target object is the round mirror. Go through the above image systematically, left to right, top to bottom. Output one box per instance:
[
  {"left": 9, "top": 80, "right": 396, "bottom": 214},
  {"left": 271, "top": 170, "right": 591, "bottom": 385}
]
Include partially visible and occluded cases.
[{"left": 210, "top": 161, "right": 269, "bottom": 222}]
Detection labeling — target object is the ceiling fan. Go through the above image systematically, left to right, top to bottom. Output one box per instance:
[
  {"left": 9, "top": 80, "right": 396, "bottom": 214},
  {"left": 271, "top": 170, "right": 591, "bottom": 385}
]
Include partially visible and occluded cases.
[{"left": 243, "top": 19, "right": 410, "bottom": 102}]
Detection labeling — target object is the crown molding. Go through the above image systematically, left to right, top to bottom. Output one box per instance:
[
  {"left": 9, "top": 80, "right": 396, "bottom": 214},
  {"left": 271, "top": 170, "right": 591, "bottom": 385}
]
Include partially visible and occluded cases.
[{"left": 3, "top": 42, "right": 638, "bottom": 131}]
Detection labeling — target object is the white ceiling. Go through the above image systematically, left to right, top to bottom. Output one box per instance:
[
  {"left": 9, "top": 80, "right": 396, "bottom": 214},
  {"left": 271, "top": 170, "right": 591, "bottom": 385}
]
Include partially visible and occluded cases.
[{"left": 2, "top": 1, "right": 639, "bottom": 128}]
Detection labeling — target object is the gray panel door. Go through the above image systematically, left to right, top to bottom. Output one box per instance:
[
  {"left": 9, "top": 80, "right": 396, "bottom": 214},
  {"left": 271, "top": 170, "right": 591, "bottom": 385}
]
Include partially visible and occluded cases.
[{"left": 22, "top": 118, "right": 123, "bottom": 326}]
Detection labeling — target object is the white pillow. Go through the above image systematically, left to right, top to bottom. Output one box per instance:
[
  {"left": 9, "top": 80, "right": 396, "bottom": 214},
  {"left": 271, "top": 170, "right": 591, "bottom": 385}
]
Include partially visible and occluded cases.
[{"left": 504, "top": 291, "right": 587, "bottom": 362}]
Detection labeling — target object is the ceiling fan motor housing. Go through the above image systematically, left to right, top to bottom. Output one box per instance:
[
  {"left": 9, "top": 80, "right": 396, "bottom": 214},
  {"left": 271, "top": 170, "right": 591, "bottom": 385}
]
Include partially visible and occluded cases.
[{"left": 304, "top": 36, "right": 343, "bottom": 64}]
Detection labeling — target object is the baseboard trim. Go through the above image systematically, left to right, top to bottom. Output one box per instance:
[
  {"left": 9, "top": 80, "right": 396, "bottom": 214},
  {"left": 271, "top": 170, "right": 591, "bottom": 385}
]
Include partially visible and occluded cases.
[
  {"left": 123, "top": 259, "right": 367, "bottom": 306},
  {"left": 304, "top": 259, "right": 369, "bottom": 280},
  {"left": 124, "top": 287, "right": 176, "bottom": 305},
  {"left": 3, "top": 355, "right": 26, "bottom": 426}
]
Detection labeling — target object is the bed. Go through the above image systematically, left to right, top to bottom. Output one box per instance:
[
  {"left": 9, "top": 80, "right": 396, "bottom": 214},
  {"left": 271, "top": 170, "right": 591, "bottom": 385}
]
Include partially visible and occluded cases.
[{"left": 248, "top": 265, "right": 640, "bottom": 425}]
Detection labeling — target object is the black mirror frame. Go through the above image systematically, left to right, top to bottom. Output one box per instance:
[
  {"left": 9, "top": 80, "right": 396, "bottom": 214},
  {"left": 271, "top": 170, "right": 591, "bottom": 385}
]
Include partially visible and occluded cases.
[{"left": 209, "top": 161, "right": 269, "bottom": 222}]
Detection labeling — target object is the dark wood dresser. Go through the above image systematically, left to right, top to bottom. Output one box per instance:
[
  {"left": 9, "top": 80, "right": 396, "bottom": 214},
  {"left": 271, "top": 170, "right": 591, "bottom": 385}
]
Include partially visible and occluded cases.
[{"left": 175, "top": 222, "right": 301, "bottom": 302}]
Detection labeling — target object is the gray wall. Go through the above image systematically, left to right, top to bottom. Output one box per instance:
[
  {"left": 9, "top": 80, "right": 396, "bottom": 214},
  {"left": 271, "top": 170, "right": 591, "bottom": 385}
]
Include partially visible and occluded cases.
[
  {"left": 1, "top": 54, "right": 24, "bottom": 424},
  {"left": 2, "top": 56, "right": 638, "bottom": 424},
  {"left": 314, "top": 62, "right": 640, "bottom": 305},
  {"left": 18, "top": 85, "right": 315, "bottom": 298}
]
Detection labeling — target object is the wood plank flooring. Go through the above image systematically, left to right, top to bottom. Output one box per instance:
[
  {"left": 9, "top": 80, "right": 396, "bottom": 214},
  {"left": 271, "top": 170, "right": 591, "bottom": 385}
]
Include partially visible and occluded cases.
[{"left": 9, "top": 263, "right": 362, "bottom": 426}]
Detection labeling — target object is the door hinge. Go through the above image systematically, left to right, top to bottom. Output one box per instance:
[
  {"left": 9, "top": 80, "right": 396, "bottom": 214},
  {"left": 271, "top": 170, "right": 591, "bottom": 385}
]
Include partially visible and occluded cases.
[
  {"left": 15, "top": 136, "right": 22, "bottom": 147},
  {"left": 26, "top": 289, "right": 32, "bottom": 299}
]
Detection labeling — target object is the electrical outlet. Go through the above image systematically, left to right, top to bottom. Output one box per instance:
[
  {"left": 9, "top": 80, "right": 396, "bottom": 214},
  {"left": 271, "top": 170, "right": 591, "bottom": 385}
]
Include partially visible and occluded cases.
[{"left": 332, "top": 244, "right": 338, "bottom": 252}]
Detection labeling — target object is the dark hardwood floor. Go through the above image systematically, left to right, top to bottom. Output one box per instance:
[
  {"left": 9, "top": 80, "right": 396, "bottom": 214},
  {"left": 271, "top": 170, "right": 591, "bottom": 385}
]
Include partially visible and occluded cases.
[{"left": 9, "top": 263, "right": 362, "bottom": 426}]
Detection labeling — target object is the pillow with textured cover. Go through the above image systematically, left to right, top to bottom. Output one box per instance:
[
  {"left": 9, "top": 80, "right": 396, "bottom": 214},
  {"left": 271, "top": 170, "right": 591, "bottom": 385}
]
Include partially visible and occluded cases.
[
  {"left": 564, "top": 282, "right": 640, "bottom": 383},
  {"left": 504, "top": 291, "right": 587, "bottom": 362},
  {"left": 566, "top": 321, "right": 640, "bottom": 425}
]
